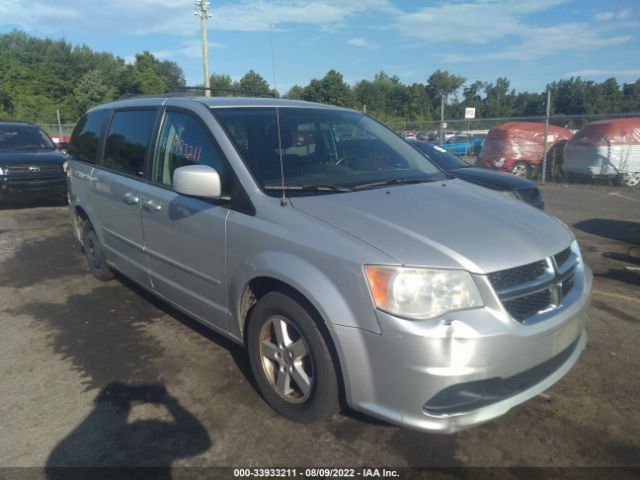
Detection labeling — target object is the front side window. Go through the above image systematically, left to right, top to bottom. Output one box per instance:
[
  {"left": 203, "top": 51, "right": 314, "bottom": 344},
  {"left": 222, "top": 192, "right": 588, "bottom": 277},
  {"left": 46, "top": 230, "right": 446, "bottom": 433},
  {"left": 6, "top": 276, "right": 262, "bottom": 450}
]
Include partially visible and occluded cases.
[
  {"left": 213, "top": 107, "right": 445, "bottom": 196},
  {"left": 68, "top": 110, "right": 110, "bottom": 164},
  {"left": 103, "top": 110, "right": 156, "bottom": 176},
  {"left": 154, "top": 111, "right": 227, "bottom": 190},
  {"left": 0, "top": 125, "right": 55, "bottom": 151}
]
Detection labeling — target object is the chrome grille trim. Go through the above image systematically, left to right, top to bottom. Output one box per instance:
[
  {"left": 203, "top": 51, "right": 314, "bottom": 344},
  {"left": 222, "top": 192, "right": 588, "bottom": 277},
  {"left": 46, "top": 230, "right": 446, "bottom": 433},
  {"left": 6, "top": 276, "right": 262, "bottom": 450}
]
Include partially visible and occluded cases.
[
  {"left": 5, "top": 164, "right": 61, "bottom": 175},
  {"left": 487, "top": 247, "right": 580, "bottom": 324}
]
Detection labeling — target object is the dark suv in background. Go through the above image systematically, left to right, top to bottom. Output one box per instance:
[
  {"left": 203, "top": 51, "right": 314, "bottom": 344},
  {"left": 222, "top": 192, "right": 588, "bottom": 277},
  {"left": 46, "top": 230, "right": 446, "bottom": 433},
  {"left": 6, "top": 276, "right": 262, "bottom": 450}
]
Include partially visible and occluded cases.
[{"left": 0, "top": 121, "right": 68, "bottom": 203}]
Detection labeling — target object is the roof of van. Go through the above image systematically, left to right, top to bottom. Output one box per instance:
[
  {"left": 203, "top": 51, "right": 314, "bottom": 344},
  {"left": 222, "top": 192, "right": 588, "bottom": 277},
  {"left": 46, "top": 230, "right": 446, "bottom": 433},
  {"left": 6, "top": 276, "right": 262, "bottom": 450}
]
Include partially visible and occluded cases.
[{"left": 90, "top": 95, "right": 351, "bottom": 112}]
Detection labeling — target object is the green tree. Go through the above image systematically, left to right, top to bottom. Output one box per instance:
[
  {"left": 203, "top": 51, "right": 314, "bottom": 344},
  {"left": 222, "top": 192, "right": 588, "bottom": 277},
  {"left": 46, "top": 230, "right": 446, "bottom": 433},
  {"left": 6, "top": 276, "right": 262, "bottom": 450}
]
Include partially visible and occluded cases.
[
  {"left": 73, "top": 69, "right": 116, "bottom": 115},
  {"left": 236, "top": 70, "right": 271, "bottom": 96},
  {"left": 302, "top": 70, "right": 354, "bottom": 107},
  {"left": 426, "top": 70, "right": 466, "bottom": 116},
  {"left": 209, "top": 73, "right": 234, "bottom": 96},
  {"left": 483, "top": 77, "right": 515, "bottom": 117},
  {"left": 622, "top": 80, "right": 640, "bottom": 112},
  {"left": 283, "top": 85, "right": 305, "bottom": 100}
]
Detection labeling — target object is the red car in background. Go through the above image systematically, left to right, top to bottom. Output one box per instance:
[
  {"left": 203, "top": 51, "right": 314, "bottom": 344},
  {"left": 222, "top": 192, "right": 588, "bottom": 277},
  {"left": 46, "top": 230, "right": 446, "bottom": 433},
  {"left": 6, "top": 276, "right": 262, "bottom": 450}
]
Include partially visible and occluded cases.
[{"left": 479, "top": 122, "right": 573, "bottom": 178}]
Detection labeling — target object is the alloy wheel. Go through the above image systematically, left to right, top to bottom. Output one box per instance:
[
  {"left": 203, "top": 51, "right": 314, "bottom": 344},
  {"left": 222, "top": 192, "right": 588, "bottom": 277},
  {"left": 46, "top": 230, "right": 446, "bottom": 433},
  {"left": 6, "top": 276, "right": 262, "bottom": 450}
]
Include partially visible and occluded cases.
[
  {"left": 511, "top": 163, "right": 529, "bottom": 177},
  {"left": 622, "top": 172, "right": 640, "bottom": 187},
  {"left": 259, "top": 315, "right": 314, "bottom": 404}
]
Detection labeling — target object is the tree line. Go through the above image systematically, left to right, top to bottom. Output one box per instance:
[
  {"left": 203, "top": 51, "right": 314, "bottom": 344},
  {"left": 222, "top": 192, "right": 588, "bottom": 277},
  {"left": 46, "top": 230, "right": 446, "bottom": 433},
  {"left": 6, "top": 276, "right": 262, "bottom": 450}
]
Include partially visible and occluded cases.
[{"left": 1, "top": 30, "right": 639, "bottom": 126}]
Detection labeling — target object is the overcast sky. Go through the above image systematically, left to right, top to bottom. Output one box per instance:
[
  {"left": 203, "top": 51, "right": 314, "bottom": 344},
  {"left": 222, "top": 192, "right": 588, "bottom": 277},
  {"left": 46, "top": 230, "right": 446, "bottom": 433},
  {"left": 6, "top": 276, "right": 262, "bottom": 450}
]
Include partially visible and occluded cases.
[{"left": 1, "top": 0, "right": 638, "bottom": 93}]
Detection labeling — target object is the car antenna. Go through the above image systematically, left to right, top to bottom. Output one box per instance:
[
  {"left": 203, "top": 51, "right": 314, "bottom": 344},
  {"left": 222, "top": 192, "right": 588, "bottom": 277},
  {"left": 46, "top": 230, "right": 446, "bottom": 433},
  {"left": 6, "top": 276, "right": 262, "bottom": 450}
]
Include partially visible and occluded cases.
[{"left": 269, "top": 24, "right": 287, "bottom": 207}]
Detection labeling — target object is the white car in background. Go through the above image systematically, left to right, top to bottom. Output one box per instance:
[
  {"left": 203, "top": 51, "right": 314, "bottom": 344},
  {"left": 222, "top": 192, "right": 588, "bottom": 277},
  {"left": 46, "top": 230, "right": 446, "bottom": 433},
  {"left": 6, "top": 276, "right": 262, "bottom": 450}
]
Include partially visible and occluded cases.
[{"left": 564, "top": 118, "right": 640, "bottom": 187}]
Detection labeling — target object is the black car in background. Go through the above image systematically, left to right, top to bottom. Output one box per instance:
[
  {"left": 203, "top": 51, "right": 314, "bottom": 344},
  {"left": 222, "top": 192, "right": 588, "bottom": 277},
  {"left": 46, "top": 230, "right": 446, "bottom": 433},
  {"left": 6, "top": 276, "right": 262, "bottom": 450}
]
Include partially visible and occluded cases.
[
  {"left": 0, "top": 122, "right": 67, "bottom": 203},
  {"left": 410, "top": 140, "right": 544, "bottom": 209}
]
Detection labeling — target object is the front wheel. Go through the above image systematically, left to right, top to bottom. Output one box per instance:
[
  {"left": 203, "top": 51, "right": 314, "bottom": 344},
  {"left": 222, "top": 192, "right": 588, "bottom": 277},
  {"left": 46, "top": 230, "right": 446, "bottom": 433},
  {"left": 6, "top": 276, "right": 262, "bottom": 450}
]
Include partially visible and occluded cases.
[
  {"left": 510, "top": 161, "right": 531, "bottom": 178},
  {"left": 621, "top": 172, "right": 640, "bottom": 187},
  {"left": 247, "top": 292, "right": 339, "bottom": 423}
]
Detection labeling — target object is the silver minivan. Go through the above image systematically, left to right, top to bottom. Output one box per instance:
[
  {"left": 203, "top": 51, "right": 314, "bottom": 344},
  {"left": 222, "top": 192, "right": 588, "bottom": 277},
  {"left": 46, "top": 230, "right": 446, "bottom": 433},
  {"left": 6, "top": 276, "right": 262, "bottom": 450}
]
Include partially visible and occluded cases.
[{"left": 67, "top": 96, "right": 592, "bottom": 433}]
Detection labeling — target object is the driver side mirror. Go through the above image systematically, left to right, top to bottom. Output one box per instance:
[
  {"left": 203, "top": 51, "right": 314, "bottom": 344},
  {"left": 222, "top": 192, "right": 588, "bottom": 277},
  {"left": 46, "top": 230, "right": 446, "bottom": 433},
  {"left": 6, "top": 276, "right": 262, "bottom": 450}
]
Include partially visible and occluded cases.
[{"left": 173, "top": 165, "right": 221, "bottom": 199}]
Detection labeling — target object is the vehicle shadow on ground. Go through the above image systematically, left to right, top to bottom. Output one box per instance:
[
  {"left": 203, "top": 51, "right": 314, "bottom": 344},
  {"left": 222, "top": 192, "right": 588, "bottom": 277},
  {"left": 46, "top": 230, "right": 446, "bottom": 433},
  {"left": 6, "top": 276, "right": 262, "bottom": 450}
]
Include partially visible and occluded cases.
[
  {"left": 573, "top": 219, "right": 640, "bottom": 245},
  {"left": 114, "top": 273, "right": 260, "bottom": 393},
  {"left": 45, "top": 382, "right": 212, "bottom": 479}
]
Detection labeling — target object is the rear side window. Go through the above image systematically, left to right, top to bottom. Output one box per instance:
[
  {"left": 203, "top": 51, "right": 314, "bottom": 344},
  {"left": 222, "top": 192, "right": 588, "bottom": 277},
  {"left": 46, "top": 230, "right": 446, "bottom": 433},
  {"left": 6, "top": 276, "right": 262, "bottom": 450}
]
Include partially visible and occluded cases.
[
  {"left": 68, "top": 110, "right": 109, "bottom": 164},
  {"left": 103, "top": 110, "right": 156, "bottom": 177},
  {"left": 154, "top": 111, "right": 228, "bottom": 191}
]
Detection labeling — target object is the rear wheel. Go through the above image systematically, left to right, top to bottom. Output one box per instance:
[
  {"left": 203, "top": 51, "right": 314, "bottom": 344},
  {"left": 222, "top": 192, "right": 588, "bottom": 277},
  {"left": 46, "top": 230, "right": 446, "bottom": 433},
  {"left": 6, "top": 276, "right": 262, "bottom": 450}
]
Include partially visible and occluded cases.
[
  {"left": 510, "top": 161, "right": 531, "bottom": 178},
  {"left": 82, "top": 223, "right": 114, "bottom": 281},
  {"left": 247, "top": 292, "right": 339, "bottom": 423}
]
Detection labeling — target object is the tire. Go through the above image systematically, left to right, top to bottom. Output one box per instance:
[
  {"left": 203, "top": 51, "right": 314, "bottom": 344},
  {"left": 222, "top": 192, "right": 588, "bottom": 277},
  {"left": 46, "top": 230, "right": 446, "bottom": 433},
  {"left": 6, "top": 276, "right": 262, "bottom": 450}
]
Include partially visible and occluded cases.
[
  {"left": 510, "top": 161, "right": 531, "bottom": 178},
  {"left": 621, "top": 172, "right": 640, "bottom": 187},
  {"left": 82, "top": 222, "right": 114, "bottom": 281},
  {"left": 247, "top": 292, "right": 339, "bottom": 423}
]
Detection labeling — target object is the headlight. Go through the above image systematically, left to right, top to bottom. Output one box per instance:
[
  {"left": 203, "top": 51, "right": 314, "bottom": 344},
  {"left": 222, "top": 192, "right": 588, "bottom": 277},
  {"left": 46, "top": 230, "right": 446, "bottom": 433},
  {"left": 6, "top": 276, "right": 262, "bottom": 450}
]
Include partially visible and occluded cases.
[
  {"left": 493, "top": 158, "right": 505, "bottom": 167},
  {"left": 0, "top": 166, "right": 4, "bottom": 176},
  {"left": 499, "top": 190, "right": 519, "bottom": 200},
  {"left": 364, "top": 266, "right": 484, "bottom": 319}
]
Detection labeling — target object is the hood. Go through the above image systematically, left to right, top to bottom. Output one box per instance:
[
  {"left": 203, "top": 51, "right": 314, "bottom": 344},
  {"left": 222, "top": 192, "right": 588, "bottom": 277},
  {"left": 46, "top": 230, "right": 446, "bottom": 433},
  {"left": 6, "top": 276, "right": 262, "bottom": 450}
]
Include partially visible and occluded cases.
[
  {"left": 0, "top": 149, "right": 66, "bottom": 165},
  {"left": 450, "top": 167, "right": 536, "bottom": 191},
  {"left": 290, "top": 179, "right": 571, "bottom": 274}
]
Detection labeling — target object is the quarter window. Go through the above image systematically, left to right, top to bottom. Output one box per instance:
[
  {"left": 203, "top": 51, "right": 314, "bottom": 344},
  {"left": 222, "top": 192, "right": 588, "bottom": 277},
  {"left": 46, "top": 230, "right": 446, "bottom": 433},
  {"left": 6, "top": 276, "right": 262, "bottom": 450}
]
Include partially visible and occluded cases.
[
  {"left": 68, "top": 110, "right": 109, "bottom": 164},
  {"left": 103, "top": 110, "right": 156, "bottom": 176},
  {"left": 154, "top": 111, "right": 227, "bottom": 190}
]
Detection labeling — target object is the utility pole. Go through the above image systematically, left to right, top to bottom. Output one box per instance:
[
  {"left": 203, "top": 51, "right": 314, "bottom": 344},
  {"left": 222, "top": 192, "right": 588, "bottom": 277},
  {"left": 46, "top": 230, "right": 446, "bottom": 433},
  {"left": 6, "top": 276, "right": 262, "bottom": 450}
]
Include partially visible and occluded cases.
[{"left": 194, "top": 1, "right": 212, "bottom": 97}]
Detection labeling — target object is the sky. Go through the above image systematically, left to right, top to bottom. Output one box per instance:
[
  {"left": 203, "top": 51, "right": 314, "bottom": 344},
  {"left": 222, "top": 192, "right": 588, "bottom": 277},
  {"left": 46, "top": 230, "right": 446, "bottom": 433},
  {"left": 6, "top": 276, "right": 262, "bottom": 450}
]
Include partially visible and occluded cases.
[{"left": 0, "top": 0, "right": 639, "bottom": 94}]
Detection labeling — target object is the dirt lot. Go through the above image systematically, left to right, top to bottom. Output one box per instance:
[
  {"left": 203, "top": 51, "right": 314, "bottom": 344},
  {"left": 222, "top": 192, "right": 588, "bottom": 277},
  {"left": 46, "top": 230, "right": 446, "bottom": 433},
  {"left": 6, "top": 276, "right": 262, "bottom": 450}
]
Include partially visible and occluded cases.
[{"left": 0, "top": 185, "right": 638, "bottom": 474}]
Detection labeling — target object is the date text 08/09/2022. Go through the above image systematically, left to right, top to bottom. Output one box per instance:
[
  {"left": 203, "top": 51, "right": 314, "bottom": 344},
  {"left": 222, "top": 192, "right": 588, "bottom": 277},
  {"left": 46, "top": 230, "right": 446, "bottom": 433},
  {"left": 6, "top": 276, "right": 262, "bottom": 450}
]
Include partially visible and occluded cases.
[{"left": 233, "top": 468, "right": 400, "bottom": 478}]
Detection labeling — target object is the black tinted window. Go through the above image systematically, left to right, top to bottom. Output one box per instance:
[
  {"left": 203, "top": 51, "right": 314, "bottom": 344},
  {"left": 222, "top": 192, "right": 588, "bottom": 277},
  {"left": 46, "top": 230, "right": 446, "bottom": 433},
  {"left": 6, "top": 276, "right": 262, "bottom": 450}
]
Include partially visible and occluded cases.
[
  {"left": 68, "top": 110, "right": 109, "bottom": 164},
  {"left": 104, "top": 110, "right": 156, "bottom": 176},
  {"left": 154, "top": 111, "right": 227, "bottom": 191}
]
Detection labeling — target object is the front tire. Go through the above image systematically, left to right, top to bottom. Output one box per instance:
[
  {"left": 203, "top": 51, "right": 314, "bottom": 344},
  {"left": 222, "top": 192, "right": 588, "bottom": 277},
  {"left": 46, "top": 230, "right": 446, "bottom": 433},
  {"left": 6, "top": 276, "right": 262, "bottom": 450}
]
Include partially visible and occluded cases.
[
  {"left": 510, "top": 161, "right": 531, "bottom": 178},
  {"left": 621, "top": 172, "right": 640, "bottom": 187},
  {"left": 82, "top": 223, "right": 114, "bottom": 281},
  {"left": 247, "top": 292, "right": 339, "bottom": 423}
]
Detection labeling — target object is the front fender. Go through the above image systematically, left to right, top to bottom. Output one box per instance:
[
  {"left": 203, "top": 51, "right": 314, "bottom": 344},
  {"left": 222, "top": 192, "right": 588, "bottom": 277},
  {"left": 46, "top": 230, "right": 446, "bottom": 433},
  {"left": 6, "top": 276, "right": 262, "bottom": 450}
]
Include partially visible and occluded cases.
[{"left": 227, "top": 251, "right": 382, "bottom": 340}]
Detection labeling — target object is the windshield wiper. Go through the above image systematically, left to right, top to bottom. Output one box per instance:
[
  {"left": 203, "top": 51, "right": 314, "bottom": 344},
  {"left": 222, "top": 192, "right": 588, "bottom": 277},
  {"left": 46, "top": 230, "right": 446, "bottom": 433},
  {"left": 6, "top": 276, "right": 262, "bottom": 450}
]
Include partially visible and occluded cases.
[
  {"left": 352, "top": 177, "right": 434, "bottom": 190},
  {"left": 264, "top": 184, "right": 353, "bottom": 193}
]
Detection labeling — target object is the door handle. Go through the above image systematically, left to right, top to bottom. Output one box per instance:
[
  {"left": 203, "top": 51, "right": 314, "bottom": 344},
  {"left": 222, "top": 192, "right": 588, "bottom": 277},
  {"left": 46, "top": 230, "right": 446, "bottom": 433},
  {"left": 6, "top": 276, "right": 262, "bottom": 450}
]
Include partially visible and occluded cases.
[
  {"left": 123, "top": 192, "right": 140, "bottom": 205},
  {"left": 143, "top": 199, "right": 162, "bottom": 212}
]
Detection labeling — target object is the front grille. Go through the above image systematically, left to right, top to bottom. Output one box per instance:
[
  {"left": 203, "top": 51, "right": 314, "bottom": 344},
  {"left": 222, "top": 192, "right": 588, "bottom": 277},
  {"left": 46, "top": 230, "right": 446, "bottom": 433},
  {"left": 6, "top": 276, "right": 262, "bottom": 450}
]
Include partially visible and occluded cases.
[
  {"left": 5, "top": 164, "right": 61, "bottom": 176},
  {"left": 488, "top": 247, "right": 579, "bottom": 324},
  {"left": 554, "top": 247, "right": 572, "bottom": 269},
  {"left": 487, "top": 260, "right": 546, "bottom": 291},
  {"left": 562, "top": 276, "right": 575, "bottom": 296},
  {"left": 502, "top": 289, "right": 552, "bottom": 322}
]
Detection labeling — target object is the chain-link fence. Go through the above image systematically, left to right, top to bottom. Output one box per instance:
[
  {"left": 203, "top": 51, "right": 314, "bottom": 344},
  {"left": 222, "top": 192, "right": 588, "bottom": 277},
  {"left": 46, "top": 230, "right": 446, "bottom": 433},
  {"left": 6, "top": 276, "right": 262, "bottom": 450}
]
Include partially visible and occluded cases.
[{"left": 389, "top": 112, "right": 640, "bottom": 189}]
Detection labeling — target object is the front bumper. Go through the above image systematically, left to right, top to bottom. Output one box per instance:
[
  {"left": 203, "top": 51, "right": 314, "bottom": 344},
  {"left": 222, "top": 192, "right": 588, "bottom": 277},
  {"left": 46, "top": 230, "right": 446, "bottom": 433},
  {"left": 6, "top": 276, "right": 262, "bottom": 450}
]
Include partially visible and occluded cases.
[
  {"left": 0, "top": 176, "right": 67, "bottom": 200},
  {"left": 331, "top": 266, "right": 592, "bottom": 433}
]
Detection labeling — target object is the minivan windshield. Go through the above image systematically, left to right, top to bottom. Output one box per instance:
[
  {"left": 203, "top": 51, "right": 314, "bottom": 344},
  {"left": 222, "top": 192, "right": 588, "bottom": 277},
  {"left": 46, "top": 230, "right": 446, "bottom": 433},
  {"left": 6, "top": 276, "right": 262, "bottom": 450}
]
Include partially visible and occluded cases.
[
  {"left": 213, "top": 107, "right": 446, "bottom": 195},
  {"left": 0, "top": 125, "right": 55, "bottom": 151}
]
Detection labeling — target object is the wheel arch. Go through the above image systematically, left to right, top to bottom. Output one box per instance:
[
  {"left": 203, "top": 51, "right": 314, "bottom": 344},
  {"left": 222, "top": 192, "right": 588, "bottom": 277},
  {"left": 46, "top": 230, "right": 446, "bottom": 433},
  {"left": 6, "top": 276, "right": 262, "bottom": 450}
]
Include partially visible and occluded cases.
[{"left": 233, "top": 268, "right": 358, "bottom": 409}]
